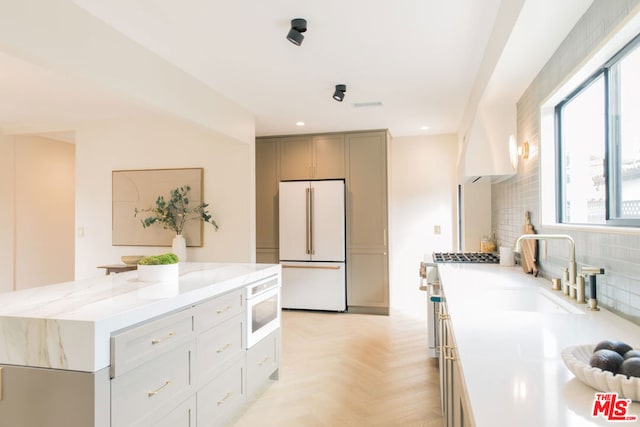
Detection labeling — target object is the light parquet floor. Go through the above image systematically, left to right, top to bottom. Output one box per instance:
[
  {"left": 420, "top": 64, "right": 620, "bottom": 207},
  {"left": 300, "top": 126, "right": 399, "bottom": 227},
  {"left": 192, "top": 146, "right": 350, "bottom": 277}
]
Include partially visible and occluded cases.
[{"left": 231, "top": 309, "right": 443, "bottom": 427}]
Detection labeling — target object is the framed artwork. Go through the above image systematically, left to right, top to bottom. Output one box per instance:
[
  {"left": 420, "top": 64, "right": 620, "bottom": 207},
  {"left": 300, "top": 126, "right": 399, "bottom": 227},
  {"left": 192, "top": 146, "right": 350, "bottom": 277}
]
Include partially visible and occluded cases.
[{"left": 112, "top": 168, "right": 204, "bottom": 246}]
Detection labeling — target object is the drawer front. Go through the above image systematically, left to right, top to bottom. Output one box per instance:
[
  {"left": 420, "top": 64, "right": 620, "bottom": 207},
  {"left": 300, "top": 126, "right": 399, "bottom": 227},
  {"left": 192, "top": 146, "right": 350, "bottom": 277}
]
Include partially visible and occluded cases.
[
  {"left": 195, "top": 289, "right": 244, "bottom": 333},
  {"left": 111, "top": 308, "right": 195, "bottom": 378},
  {"left": 197, "top": 313, "right": 244, "bottom": 386},
  {"left": 246, "top": 330, "right": 280, "bottom": 397},
  {"left": 112, "top": 341, "right": 195, "bottom": 427},
  {"left": 197, "top": 356, "right": 246, "bottom": 427},
  {"left": 140, "top": 395, "right": 196, "bottom": 427}
]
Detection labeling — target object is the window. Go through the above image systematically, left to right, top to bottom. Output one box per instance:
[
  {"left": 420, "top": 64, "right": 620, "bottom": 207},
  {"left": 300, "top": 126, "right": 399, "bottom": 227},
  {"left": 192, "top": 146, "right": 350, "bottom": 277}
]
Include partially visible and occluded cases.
[{"left": 555, "top": 34, "right": 640, "bottom": 226}]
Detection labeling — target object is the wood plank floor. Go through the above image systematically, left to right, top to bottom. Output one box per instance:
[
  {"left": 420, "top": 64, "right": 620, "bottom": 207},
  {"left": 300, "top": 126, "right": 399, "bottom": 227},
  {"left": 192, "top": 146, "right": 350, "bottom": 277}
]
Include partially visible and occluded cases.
[{"left": 232, "top": 309, "right": 443, "bottom": 427}]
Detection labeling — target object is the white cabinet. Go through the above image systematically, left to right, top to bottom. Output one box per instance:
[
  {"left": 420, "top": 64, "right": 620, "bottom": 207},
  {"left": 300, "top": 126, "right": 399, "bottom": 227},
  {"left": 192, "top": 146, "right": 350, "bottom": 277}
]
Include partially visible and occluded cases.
[
  {"left": 106, "top": 286, "right": 278, "bottom": 427},
  {"left": 110, "top": 307, "right": 195, "bottom": 378},
  {"left": 246, "top": 329, "right": 280, "bottom": 397},
  {"left": 111, "top": 341, "right": 195, "bottom": 426},
  {"left": 197, "top": 356, "right": 246, "bottom": 427}
]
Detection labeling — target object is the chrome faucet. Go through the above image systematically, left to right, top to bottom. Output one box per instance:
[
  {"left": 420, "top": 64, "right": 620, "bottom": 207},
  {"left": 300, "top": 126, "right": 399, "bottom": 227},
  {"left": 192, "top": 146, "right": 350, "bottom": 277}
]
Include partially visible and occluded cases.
[{"left": 514, "top": 234, "right": 576, "bottom": 294}]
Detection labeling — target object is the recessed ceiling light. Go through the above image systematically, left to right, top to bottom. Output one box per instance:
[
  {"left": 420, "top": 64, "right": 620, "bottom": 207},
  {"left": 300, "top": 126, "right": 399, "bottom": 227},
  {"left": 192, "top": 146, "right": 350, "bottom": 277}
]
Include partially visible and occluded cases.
[
  {"left": 296, "top": 121, "right": 305, "bottom": 126},
  {"left": 420, "top": 125, "right": 430, "bottom": 130}
]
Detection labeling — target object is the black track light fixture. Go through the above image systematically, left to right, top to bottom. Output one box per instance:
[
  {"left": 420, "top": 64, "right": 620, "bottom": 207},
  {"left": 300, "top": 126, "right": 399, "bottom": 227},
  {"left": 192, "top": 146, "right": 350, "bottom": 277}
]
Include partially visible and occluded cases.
[
  {"left": 287, "top": 18, "right": 307, "bottom": 46},
  {"left": 333, "top": 84, "right": 347, "bottom": 102}
]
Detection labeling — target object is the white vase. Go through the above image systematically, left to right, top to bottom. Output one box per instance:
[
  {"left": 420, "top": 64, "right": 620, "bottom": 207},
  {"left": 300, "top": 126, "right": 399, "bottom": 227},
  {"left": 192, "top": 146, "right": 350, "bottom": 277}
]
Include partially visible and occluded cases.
[{"left": 172, "top": 234, "right": 187, "bottom": 262}]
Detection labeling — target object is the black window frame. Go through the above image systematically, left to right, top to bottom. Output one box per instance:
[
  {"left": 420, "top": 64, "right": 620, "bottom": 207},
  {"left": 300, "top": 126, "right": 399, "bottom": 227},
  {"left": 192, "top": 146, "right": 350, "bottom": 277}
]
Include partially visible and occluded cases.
[{"left": 555, "top": 32, "right": 640, "bottom": 227}]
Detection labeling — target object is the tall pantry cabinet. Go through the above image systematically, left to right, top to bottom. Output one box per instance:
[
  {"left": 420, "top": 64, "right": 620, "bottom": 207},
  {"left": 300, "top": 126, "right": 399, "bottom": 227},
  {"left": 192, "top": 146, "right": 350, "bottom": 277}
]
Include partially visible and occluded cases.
[{"left": 256, "top": 130, "right": 390, "bottom": 314}]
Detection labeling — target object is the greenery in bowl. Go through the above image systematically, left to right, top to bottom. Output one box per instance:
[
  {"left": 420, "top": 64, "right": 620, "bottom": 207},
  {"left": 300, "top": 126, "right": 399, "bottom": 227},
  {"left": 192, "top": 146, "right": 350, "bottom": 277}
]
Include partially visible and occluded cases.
[
  {"left": 134, "top": 185, "right": 219, "bottom": 235},
  {"left": 138, "top": 253, "right": 179, "bottom": 265}
]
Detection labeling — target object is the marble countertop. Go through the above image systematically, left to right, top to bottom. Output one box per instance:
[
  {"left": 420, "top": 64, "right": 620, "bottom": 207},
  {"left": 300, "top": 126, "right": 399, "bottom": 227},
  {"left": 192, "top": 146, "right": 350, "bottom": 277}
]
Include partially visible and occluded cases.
[
  {"left": 0, "top": 262, "right": 280, "bottom": 372},
  {"left": 438, "top": 263, "right": 640, "bottom": 427}
]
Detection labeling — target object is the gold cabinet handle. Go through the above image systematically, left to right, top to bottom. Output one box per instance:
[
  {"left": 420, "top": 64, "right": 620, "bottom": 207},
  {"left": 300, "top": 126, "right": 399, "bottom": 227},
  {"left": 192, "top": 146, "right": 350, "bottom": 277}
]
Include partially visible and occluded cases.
[
  {"left": 282, "top": 265, "right": 341, "bottom": 270},
  {"left": 216, "top": 305, "right": 232, "bottom": 315},
  {"left": 151, "top": 331, "right": 175, "bottom": 345},
  {"left": 216, "top": 343, "right": 232, "bottom": 354},
  {"left": 444, "top": 346, "right": 457, "bottom": 361},
  {"left": 258, "top": 356, "right": 270, "bottom": 367},
  {"left": 0, "top": 367, "right": 3, "bottom": 401},
  {"left": 148, "top": 380, "right": 172, "bottom": 397},
  {"left": 217, "top": 392, "right": 233, "bottom": 406}
]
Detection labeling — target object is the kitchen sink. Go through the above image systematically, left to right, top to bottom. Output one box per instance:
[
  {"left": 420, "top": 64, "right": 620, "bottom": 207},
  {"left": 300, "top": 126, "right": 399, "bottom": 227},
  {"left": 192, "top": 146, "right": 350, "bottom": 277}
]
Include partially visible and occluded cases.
[{"left": 482, "top": 287, "right": 584, "bottom": 314}]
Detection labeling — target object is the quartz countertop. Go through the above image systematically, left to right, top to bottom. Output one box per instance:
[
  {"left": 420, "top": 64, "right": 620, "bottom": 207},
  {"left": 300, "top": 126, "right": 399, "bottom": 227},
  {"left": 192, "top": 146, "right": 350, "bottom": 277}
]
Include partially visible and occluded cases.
[
  {"left": 0, "top": 262, "right": 280, "bottom": 372},
  {"left": 437, "top": 263, "right": 640, "bottom": 427}
]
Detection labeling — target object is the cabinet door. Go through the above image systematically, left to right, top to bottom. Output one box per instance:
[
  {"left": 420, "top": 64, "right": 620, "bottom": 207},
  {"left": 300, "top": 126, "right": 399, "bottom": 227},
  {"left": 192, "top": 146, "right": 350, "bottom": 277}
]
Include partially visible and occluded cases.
[
  {"left": 346, "top": 131, "right": 389, "bottom": 310},
  {"left": 347, "top": 132, "right": 387, "bottom": 249},
  {"left": 313, "top": 134, "right": 345, "bottom": 179},
  {"left": 279, "top": 136, "right": 312, "bottom": 180},
  {"left": 256, "top": 138, "right": 279, "bottom": 250},
  {"left": 347, "top": 253, "right": 387, "bottom": 308},
  {"left": 197, "top": 356, "right": 246, "bottom": 427},
  {"left": 0, "top": 365, "right": 110, "bottom": 427}
]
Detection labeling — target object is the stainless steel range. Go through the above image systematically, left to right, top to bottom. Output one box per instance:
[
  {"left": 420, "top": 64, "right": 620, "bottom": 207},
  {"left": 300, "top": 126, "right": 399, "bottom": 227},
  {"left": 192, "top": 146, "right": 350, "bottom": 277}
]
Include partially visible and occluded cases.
[
  {"left": 420, "top": 252, "right": 500, "bottom": 359},
  {"left": 433, "top": 252, "right": 499, "bottom": 263},
  {"left": 419, "top": 261, "right": 441, "bottom": 358}
]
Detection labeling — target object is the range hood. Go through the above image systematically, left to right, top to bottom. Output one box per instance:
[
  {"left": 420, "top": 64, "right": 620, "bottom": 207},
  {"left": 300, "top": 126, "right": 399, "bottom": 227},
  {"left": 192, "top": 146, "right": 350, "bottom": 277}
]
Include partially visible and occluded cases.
[{"left": 462, "top": 104, "right": 516, "bottom": 183}]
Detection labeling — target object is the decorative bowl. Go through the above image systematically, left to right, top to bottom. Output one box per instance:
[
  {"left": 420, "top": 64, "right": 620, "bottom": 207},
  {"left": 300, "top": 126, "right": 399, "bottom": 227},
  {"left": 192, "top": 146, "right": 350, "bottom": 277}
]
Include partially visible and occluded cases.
[
  {"left": 121, "top": 255, "right": 144, "bottom": 266},
  {"left": 561, "top": 344, "right": 640, "bottom": 401}
]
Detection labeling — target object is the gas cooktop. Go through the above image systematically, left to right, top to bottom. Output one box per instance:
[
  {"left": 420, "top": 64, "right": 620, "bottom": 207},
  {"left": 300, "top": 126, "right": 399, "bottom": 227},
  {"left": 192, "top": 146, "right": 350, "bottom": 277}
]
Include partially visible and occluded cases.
[{"left": 433, "top": 252, "right": 500, "bottom": 263}]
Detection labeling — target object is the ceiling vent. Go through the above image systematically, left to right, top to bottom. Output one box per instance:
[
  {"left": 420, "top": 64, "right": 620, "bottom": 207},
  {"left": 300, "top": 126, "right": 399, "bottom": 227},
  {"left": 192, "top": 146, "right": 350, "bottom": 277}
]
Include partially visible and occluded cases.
[{"left": 352, "top": 101, "right": 383, "bottom": 108}]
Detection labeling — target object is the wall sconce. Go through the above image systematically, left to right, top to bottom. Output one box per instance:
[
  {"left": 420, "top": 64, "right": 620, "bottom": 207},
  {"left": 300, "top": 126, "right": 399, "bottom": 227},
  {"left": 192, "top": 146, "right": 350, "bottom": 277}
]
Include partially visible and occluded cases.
[{"left": 509, "top": 135, "right": 529, "bottom": 170}]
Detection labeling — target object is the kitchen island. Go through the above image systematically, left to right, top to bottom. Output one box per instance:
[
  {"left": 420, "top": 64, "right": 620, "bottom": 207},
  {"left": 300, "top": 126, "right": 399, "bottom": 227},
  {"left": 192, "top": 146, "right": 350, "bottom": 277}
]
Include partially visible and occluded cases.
[
  {"left": 0, "top": 262, "right": 281, "bottom": 427},
  {"left": 437, "top": 263, "right": 640, "bottom": 427}
]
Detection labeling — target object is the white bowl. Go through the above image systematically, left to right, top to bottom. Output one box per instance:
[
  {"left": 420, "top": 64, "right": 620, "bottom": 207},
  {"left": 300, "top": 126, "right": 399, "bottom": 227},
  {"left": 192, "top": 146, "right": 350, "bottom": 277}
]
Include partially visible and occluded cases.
[
  {"left": 137, "top": 263, "right": 179, "bottom": 282},
  {"left": 561, "top": 344, "right": 640, "bottom": 401}
]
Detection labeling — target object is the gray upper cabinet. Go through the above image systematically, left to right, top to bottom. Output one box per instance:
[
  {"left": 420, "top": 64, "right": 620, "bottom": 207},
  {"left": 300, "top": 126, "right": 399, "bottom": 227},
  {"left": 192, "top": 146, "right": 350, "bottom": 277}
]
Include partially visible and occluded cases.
[
  {"left": 279, "top": 134, "right": 345, "bottom": 180},
  {"left": 312, "top": 134, "right": 345, "bottom": 179},
  {"left": 279, "top": 136, "right": 312, "bottom": 180}
]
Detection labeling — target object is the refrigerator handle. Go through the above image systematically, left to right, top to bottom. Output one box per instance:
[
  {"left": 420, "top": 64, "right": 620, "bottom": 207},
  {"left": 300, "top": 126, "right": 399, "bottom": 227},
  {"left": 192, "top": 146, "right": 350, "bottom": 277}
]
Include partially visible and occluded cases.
[
  {"left": 310, "top": 187, "right": 315, "bottom": 255},
  {"left": 305, "top": 188, "right": 310, "bottom": 254}
]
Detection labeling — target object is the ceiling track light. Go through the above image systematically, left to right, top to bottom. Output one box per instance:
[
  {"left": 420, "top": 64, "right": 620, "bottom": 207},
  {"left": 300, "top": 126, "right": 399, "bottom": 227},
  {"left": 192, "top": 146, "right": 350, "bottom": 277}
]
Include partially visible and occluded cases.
[
  {"left": 287, "top": 18, "right": 307, "bottom": 46},
  {"left": 333, "top": 84, "right": 347, "bottom": 102}
]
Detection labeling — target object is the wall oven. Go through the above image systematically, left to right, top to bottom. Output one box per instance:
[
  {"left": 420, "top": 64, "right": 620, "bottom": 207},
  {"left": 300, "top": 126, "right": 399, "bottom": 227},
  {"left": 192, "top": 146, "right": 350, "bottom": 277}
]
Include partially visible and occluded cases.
[{"left": 245, "top": 274, "right": 281, "bottom": 348}]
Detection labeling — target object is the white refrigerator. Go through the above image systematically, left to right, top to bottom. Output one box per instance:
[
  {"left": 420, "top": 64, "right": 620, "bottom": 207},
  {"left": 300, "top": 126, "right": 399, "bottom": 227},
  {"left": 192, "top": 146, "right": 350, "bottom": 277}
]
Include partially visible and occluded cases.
[{"left": 279, "top": 180, "right": 346, "bottom": 311}]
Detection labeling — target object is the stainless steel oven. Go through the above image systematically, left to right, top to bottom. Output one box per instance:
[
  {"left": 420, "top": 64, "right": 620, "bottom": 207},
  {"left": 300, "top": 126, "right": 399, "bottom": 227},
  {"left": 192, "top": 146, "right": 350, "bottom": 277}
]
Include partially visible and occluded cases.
[
  {"left": 419, "top": 261, "right": 441, "bottom": 358},
  {"left": 245, "top": 274, "right": 281, "bottom": 348}
]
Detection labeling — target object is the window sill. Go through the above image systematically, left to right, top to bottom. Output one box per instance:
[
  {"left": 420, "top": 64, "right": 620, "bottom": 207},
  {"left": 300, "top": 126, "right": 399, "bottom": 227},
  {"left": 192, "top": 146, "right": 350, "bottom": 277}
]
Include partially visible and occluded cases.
[{"left": 540, "top": 223, "right": 640, "bottom": 236}]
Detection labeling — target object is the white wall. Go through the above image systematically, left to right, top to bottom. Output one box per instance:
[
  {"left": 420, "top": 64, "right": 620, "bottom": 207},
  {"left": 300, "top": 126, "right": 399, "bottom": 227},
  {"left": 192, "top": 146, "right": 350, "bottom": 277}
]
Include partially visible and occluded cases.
[
  {"left": 74, "top": 115, "right": 254, "bottom": 279},
  {"left": 0, "top": 132, "right": 15, "bottom": 293},
  {"left": 0, "top": 134, "right": 75, "bottom": 292},
  {"left": 389, "top": 134, "right": 458, "bottom": 318},
  {"left": 14, "top": 135, "right": 75, "bottom": 289}
]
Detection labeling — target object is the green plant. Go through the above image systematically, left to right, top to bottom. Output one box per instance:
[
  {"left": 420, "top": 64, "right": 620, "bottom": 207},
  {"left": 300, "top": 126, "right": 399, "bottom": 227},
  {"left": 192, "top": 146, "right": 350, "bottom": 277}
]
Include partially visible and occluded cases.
[
  {"left": 134, "top": 185, "right": 219, "bottom": 234},
  {"left": 138, "top": 253, "right": 179, "bottom": 265}
]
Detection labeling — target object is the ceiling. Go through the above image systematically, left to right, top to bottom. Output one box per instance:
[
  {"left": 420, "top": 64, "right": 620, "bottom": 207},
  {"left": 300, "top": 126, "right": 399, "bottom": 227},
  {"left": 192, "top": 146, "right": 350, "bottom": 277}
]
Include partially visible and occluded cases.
[{"left": 0, "top": 0, "right": 594, "bottom": 139}]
